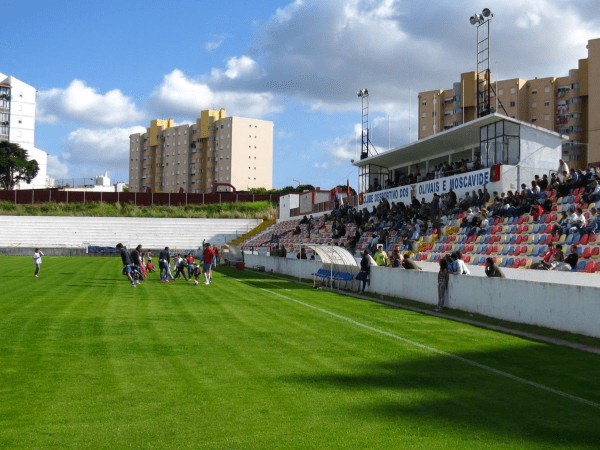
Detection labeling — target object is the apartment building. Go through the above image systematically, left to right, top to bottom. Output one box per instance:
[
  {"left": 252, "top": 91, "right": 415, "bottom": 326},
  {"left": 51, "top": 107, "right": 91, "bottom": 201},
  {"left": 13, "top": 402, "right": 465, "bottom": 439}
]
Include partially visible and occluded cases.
[
  {"left": 418, "top": 38, "right": 600, "bottom": 168},
  {"left": 0, "top": 72, "right": 51, "bottom": 189},
  {"left": 129, "top": 109, "right": 273, "bottom": 193}
]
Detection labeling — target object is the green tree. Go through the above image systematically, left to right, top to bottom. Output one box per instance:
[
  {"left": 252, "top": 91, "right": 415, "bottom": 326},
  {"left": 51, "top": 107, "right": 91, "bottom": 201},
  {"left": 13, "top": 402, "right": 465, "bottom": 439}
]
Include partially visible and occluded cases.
[{"left": 0, "top": 141, "right": 39, "bottom": 190}]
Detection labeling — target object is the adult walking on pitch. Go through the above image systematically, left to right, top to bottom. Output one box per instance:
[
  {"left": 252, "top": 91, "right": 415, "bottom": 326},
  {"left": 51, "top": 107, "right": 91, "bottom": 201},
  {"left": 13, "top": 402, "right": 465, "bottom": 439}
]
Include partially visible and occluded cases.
[
  {"left": 202, "top": 242, "right": 216, "bottom": 285},
  {"left": 116, "top": 243, "right": 136, "bottom": 287},
  {"left": 33, "top": 247, "right": 44, "bottom": 277},
  {"left": 159, "top": 247, "right": 171, "bottom": 283}
]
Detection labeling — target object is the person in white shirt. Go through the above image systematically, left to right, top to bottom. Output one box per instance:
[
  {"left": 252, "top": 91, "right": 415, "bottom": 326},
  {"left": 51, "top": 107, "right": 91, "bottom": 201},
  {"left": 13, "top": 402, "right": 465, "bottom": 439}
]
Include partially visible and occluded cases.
[
  {"left": 568, "top": 207, "right": 587, "bottom": 235},
  {"left": 33, "top": 248, "right": 44, "bottom": 277},
  {"left": 450, "top": 251, "right": 470, "bottom": 275}
]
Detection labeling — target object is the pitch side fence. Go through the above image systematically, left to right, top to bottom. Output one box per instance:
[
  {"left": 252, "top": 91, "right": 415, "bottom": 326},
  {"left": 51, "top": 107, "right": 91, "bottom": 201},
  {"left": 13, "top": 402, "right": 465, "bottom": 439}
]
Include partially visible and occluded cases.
[{"left": 0, "top": 190, "right": 282, "bottom": 206}]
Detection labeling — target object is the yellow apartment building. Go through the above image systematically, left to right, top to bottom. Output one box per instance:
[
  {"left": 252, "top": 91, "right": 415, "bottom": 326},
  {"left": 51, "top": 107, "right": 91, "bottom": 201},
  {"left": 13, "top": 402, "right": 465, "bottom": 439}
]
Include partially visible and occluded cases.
[
  {"left": 418, "top": 38, "right": 600, "bottom": 169},
  {"left": 129, "top": 109, "right": 273, "bottom": 193}
]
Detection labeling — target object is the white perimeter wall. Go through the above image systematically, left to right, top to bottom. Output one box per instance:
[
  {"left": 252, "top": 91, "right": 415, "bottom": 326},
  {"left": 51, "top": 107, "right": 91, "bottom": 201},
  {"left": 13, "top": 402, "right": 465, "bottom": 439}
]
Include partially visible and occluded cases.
[{"left": 244, "top": 254, "right": 600, "bottom": 339}]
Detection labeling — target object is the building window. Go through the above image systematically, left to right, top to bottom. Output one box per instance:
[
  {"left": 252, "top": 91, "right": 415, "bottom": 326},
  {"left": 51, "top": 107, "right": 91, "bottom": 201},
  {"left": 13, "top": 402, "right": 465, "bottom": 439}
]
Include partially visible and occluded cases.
[
  {"left": 510, "top": 87, "right": 516, "bottom": 94},
  {"left": 531, "top": 89, "right": 537, "bottom": 95},
  {"left": 544, "top": 100, "right": 550, "bottom": 107},
  {"left": 509, "top": 101, "right": 516, "bottom": 107},
  {"left": 531, "top": 102, "right": 537, "bottom": 108}
]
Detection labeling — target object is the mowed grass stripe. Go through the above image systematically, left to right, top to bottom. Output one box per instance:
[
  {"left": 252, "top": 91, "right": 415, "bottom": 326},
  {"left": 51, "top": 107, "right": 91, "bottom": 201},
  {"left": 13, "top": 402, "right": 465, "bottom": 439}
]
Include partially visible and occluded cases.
[
  {"left": 0, "top": 257, "right": 599, "bottom": 449},
  {"left": 252, "top": 279, "right": 600, "bottom": 408}
]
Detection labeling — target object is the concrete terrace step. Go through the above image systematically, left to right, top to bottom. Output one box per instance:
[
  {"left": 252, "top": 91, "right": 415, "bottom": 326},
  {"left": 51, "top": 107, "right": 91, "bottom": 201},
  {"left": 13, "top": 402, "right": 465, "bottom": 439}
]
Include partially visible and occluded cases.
[{"left": 0, "top": 216, "right": 260, "bottom": 249}]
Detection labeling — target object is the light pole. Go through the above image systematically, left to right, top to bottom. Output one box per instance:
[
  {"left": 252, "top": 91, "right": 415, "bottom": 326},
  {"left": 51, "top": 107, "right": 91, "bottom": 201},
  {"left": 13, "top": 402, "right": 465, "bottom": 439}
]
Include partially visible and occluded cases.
[
  {"left": 470, "top": 8, "right": 493, "bottom": 118},
  {"left": 357, "top": 88, "right": 369, "bottom": 160}
]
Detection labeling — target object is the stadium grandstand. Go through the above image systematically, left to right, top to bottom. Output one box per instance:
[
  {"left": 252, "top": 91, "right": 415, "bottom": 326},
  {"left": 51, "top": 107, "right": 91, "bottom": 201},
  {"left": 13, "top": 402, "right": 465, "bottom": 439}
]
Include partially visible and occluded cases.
[{"left": 240, "top": 113, "right": 600, "bottom": 274}]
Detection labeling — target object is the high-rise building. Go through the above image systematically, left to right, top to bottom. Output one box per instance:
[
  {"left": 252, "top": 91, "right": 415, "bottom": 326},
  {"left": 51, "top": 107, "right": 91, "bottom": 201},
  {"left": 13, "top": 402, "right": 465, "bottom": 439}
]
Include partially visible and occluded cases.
[
  {"left": 417, "top": 37, "right": 600, "bottom": 169},
  {"left": 0, "top": 72, "right": 51, "bottom": 189},
  {"left": 129, "top": 109, "right": 273, "bottom": 193}
]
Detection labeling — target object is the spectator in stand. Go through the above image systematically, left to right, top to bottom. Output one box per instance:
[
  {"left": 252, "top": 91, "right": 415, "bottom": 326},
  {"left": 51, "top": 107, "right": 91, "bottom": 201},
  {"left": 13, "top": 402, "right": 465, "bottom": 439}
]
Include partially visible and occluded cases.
[
  {"left": 558, "top": 159, "right": 569, "bottom": 177},
  {"left": 538, "top": 174, "right": 549, "bottom": 191},
  {"left": 583, "top": 180, "right": 600, "bottom": 205},
  {"left": 541, "top": 196, "right": 553, "bottom": 214},
  {"left": 531, "top": 203, "right": 544, "bottom": 222},
  {"left": 568, "top": 207, "right": 586, "bottom": 235},
  {"left": 582, "top": 208, "right": 600, "bottom": 234},
  {"left": 552, "top": 211, "right": 569, "bottom": 236},
  {"left": 531, "top": 243, "right": 557, "bottom": 270},
  {"left": 549, "top": 244, "right": 566, "bottom": 270},
  {"left": 374, "top": 245, "right": 390, "bottom": 266},
  {"left": 565, "top": 245, "right": 579, "bottom": 270},
  {"left": 297, "top": 248, "right": 308, "bottom": 259},
  {"left": 390, "top": 248, "right": 403, "bottom": 268},
  {"left": 450, "top": 251, "right": 470, "bottom": 275},
  {"left": 402, "top": 253, "right": 422, "bottom": 270},
  {"left": 485, "top": 257, "right": 505, "bottom": 278},
  {"left": 435, "top": 259, "right": 450, "bottom": 312}
]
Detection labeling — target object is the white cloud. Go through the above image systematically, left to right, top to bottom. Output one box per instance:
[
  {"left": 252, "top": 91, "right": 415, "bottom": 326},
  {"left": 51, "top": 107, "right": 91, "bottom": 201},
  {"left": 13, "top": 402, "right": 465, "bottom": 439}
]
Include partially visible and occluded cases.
[
  {"left": 248, "top": 0, "right": 600, "bottom": 115},
  {"left": 205, "top": 34, "right": 229, "bottom": 52},
  {"left": 210, "top": 56, "right": 264, "bottom": 81},
  {"left": 147, "top": 69, "right": 282, "bottom": 119},
  {"left": 37, "top": 80, "right": 144, "bottom": 126},
  {"left": 59, "top": 126, "right": 146, "bottom": 179},
  {"left": 46, "top": 154, "right": 69, "bottom": 179}
]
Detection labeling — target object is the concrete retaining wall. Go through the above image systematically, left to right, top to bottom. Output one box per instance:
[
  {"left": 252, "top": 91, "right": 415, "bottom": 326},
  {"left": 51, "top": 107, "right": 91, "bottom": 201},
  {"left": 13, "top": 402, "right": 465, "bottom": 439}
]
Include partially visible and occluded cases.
[{"left": 244, "top": 254, "right": 600, "bottom": 339}]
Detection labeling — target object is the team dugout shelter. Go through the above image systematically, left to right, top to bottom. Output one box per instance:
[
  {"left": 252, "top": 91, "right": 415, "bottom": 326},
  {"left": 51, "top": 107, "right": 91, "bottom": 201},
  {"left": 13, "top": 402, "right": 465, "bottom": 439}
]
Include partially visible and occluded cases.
[{"left": 353, "top": 114, "right": 564, "bottom": 209}]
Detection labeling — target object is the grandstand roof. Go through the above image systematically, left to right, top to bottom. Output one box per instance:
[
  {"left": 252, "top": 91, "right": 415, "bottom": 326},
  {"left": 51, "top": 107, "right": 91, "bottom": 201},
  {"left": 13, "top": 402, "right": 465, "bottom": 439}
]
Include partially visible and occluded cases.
[{"left": 352, "top": 113, "right": 565, "bottom": 169}]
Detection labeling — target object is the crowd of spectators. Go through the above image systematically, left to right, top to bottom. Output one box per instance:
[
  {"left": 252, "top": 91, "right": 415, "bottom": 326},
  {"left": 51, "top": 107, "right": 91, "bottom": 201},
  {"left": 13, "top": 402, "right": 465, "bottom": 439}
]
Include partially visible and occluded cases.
[{"left": 367, "top": 157, "right": 482, "bottom": 192}]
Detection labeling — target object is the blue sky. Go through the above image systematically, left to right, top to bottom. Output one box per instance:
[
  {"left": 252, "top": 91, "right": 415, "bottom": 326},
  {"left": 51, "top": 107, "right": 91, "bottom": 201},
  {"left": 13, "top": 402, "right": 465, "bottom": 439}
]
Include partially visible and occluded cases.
[{"left": 3, "top": 0, "right": 600, "bottom": 190}]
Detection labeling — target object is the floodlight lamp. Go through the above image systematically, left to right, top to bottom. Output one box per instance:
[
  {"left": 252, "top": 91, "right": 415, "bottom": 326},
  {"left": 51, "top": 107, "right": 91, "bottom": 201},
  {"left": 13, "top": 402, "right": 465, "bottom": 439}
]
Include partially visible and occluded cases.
[
  {"left": 482, "top": 8, "right": 491, "bottom": 17},
  {"left": 470, "top": 15, "right": 478, "bottom": 25}
]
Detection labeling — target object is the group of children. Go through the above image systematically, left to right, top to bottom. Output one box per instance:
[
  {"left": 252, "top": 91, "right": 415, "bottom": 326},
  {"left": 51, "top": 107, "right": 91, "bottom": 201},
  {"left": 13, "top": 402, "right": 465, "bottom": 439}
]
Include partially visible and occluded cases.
[{"left": 117, "top": 243, "right": 219, "bottom": 287}]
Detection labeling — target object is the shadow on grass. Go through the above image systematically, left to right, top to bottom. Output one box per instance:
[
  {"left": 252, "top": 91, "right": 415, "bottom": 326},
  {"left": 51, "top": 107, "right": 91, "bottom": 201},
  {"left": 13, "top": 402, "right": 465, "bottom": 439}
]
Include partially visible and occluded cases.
[{"left": 279, "top": 347, "right": 600, "bottom": 447}]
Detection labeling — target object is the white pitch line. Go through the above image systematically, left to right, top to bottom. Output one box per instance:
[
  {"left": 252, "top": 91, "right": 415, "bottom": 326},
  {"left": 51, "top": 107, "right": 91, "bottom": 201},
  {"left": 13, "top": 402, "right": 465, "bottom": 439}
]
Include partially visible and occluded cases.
[{"left": 258, "top": 286, "right": 599, "bottom": 409}]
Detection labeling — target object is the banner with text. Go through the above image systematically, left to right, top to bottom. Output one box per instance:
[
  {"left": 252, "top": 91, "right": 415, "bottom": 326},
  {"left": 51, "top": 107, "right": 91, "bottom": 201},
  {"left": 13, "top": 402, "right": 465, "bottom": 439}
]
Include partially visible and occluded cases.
[{"left": 358, "top": 169, "right": 492, "bottom": 209}]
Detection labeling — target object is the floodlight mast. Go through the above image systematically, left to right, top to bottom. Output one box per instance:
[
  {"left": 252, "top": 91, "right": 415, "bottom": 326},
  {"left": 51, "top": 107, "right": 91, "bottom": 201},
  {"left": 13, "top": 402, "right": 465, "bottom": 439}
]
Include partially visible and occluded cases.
[
  {"left": 470, "top": 8, "right": 493, "bottom": 118},
  {"left": 357, "top": 88, "right": 370, "bottom": 160}
]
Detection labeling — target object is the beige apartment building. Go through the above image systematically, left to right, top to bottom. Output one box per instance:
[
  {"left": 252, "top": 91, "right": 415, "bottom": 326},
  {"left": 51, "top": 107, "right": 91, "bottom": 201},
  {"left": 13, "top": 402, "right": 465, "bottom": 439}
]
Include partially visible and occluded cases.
[
  {"left": 418, "top": 38, "right": 600, "bottom": 169},
  {"left": 129, "top": 109, "right": 273, "bottom": 193}
]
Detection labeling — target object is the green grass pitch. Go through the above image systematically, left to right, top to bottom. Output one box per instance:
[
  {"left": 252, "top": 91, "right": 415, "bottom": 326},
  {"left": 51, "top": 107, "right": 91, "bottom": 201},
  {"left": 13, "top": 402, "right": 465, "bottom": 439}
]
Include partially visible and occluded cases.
[{"left": 1, "top": 256, "right": 599, "bottom": 449}]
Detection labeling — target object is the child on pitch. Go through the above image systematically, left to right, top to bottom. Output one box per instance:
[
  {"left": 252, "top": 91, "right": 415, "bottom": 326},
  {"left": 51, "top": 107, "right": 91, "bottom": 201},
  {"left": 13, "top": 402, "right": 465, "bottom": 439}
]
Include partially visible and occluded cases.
[
  {"left": 33, "top": 247, "right": 44, "bottom": 277},
  {"left": 435, "top": 258, "right": 449, "bottom": 312}
]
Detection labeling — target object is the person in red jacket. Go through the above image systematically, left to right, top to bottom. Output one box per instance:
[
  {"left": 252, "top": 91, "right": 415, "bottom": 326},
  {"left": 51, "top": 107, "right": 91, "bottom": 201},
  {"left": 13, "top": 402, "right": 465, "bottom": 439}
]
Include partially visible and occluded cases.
[{"left": 202, "top": 243, "right": 216, "bottom": 285}]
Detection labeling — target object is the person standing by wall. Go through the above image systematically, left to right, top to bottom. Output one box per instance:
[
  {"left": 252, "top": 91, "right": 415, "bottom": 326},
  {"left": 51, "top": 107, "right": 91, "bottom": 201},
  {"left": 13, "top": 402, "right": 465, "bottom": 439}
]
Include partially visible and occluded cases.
[
  {"left": 32, "top": 247, "right": 44, "bottom": 277},
  {"left": 356, "top": 249, "right": 374, "bottom": 294},
  {"left": 435, "top": 259, "right": 449, "bottom": 312}
]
